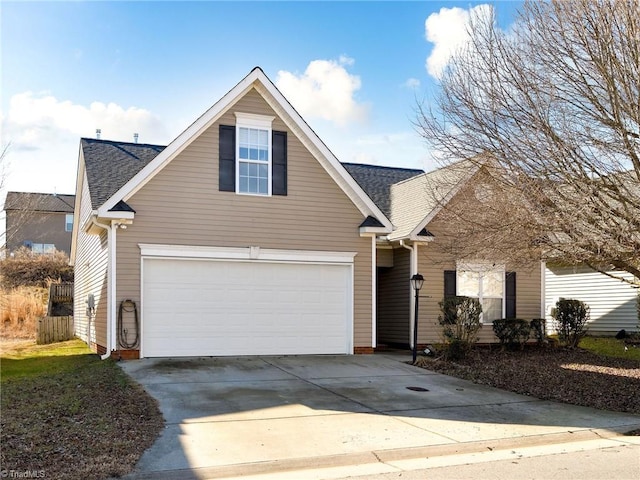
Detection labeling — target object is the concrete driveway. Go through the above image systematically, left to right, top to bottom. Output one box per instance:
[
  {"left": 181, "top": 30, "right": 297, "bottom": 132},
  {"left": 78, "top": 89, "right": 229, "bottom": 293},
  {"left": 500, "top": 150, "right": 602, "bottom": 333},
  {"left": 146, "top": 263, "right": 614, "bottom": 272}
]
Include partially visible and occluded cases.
[{"left": 119, "top": 353, "right": 640, "bottom": 479}]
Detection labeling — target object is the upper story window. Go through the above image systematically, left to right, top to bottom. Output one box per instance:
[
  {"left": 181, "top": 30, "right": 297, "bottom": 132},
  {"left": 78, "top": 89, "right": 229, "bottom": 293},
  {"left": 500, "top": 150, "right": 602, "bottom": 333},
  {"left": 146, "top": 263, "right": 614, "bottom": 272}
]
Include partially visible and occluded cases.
[
  {"left": 235, "top": 113, "right": 273, "bottom": 196},
  {"left": 219, "top": 114, "right": 287, "bottom": 196},
  {"left": 65, "top": 214, "right": 74, "bottom": 232}
]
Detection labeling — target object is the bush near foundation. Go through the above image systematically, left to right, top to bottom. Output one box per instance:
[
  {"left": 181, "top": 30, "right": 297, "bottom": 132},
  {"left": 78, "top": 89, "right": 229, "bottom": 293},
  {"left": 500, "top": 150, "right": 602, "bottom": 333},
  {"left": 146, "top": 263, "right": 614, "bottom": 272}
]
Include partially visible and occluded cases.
[
  {"left": 438, "top": 296, "right": 482, "bottom": 360},
  {"left": 552, "top": 299, "right": 589, "bottom": 348},
  {"left": 492, "top": 318, "right": 531, "bottom": 350}
]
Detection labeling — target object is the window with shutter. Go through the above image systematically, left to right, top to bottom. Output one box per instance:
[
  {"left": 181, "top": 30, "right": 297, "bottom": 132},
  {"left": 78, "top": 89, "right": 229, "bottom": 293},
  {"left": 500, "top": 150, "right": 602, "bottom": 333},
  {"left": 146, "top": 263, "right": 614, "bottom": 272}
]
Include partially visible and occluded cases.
[
  {"left": 219, "top": 113, "right": 287, "bottom": 196},
  {"left": 456, "top": 262, "right": 510, "bottom": 323}
]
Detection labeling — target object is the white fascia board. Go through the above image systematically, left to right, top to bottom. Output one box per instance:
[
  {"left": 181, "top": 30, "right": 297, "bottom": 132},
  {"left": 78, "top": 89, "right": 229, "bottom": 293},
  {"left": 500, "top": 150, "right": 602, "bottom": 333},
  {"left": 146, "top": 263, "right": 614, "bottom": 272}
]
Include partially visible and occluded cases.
[
  {"left": 98, "top": 67, "right": 392, "bottom": 231},
  {"left": 98, "top": 69, "right": 263, "bottom": 214},
  {"left": 253, "top": 80, "right": 393, "bottom": 231},
  {"left": 69, "top": 146, "right": 86, "bottom": 265},
  {"left": 97, "top": 211, "right": 135, "bottom": 221},
  {"left": 359, "top": 226, "right": 391, "bottom": 236},
  {"left": 410, "top": 234, "right": 436, "bottom": 242},
  {"left": 139, "top": 243, "right": 357, "bottom": 265}
]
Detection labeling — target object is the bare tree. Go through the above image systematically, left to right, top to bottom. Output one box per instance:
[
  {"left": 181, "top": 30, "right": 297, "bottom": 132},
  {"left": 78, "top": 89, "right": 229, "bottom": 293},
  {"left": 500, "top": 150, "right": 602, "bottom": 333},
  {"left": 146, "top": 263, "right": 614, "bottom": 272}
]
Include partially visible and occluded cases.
[{"left": 417, "top": 0, "right": 640, "bottom": 283}]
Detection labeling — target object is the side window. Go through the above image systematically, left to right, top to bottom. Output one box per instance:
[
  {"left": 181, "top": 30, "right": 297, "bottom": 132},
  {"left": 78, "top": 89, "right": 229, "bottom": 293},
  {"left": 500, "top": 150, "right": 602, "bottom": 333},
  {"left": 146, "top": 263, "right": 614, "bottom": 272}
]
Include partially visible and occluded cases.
[{"left": 65, "top": 214, "right": 74, "bottom": 232}]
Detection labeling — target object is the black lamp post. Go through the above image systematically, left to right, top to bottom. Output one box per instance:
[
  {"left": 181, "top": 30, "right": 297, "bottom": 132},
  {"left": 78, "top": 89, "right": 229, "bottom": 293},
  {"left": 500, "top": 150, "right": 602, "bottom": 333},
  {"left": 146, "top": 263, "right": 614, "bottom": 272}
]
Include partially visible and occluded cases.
[{"left": 411, "top": 273, "right": 424, "bottom": 364}]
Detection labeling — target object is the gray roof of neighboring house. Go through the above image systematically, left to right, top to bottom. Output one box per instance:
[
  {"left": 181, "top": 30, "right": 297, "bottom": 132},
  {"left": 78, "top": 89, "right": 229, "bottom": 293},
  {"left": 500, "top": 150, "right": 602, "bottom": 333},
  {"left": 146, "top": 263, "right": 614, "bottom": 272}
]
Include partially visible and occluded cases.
[
  {"left": 81, "top": 138, "right": 166, "bottom": 209},
  {"left": 342, "top": 163, "right": 424, "bottom": 217},
  {"left": 3, "top": 192, "right": 75, "bottom": 213}
]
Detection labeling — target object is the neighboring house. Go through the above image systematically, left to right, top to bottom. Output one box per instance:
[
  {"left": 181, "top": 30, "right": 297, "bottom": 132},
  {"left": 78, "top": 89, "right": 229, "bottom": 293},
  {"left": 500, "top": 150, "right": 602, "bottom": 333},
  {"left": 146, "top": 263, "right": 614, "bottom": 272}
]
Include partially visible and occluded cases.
[
  {"left": 71, "top": 67, "right": 544, "bottom": 359},
  {"left": 3, "top": 192, "right": 75, "bottom": 255},
  {"left": 545, "top": 264, "right": 638, "bottom": 334}
]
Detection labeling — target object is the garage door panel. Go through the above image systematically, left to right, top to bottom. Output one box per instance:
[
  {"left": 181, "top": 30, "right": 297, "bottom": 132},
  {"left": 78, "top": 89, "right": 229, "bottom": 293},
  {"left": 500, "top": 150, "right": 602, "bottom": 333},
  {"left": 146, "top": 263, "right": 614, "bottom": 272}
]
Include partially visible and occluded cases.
[{"left": 142, "top": 258, "right": 351, "bottom": 357}]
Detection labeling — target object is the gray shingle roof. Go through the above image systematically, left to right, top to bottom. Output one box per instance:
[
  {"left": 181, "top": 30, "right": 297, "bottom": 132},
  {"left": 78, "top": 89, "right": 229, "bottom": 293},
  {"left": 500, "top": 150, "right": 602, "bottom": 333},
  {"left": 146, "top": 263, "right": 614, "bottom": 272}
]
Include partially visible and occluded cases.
[
  {"left": 81, "top": 138, "right": 165, "bottom": 209},
  {"left": 342, "top": 163, "right": 424, "bottom": 217},
  {"left": 3, "top": 192, "right": 75, "bottom": 212}
]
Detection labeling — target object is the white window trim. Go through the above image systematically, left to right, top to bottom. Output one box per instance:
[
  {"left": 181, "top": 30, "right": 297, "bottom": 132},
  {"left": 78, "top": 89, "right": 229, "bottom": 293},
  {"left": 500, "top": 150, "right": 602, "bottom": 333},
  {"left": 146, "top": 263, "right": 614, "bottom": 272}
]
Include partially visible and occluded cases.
[
  {"left": 234, "top": 112, "right": 275, "bottom": 197},
  {"left": 456, "top": 262, "right": 506, "bottom": 323}
]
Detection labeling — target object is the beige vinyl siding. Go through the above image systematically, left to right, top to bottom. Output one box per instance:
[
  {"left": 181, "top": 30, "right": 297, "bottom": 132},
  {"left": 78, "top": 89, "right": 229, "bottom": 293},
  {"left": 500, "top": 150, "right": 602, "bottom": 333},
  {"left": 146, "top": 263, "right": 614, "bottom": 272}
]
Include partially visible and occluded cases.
[
  {"left": 116, "top": 88, "right": 373, "bottom": 348},
  {"left": 73, "top": 171, "right": 108, "bottom": 351},
  {"left": 416, "top": 215, "right": 543, "bottom": 344},
  {"left": 377, "top": 247, "right": 411, "bottom": 346},
  {"left": 377, "top": 248, "right": 394, "bottom": 268},
  {"left": 545, "top": 265, "right": 638, "bottom": 334}
]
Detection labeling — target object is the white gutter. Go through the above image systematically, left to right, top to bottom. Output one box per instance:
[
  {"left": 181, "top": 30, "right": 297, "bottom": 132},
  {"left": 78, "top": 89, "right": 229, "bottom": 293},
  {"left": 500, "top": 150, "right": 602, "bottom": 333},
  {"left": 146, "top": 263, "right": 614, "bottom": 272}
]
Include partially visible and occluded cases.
[
  {"left": 88, "top": 218, "right": 113, "bottom": 360},
  {"left": 109, "top": 222, "right": 118, "bottom": 360},
  {"left": 371, "top": 235, "right": 377, "bottom": 349},
  {"left": 400, "top": 240, "right": 419, "bottom": 348},
  {"left": 540, "top": 261, "right": 546, "bottom": 319}
]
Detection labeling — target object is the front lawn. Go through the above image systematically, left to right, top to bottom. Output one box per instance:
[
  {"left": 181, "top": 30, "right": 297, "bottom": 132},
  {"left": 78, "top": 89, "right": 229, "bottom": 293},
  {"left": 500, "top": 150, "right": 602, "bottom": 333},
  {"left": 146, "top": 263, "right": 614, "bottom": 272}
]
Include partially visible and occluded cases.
[
  {"left": 579, "top": 335, "right": 640, "bottom": 361},
  {"left": 0, "top": 339, "right": 163, "bottom": 480}
]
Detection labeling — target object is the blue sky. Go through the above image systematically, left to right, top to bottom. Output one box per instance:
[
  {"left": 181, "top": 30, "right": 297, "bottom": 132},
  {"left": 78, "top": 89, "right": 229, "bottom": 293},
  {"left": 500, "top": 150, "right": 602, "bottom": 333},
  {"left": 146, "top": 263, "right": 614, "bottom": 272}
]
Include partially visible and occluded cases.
[{"left": 1, "top": 1, "right": 521, "bottom": 197}]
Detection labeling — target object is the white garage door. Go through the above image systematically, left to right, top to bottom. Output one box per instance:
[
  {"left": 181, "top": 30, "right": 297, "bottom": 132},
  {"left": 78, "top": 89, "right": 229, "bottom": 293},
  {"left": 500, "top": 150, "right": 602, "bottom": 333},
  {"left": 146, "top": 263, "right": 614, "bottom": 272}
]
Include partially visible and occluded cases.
[{"left": 142, "top": 256, "right": 352, "bottom": 357}]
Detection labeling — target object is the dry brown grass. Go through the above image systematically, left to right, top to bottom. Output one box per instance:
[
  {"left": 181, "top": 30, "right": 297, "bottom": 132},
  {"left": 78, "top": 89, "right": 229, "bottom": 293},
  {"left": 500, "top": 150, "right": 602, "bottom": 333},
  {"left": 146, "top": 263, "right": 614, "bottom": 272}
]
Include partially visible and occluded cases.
[{"left": 0, "top": 286, "right": 48, "bottom": 339}]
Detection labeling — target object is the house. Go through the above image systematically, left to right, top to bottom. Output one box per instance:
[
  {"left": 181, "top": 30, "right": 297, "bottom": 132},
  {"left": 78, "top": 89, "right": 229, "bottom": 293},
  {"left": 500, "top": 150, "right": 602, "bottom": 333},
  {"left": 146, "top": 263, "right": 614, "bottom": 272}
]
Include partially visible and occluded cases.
[
  {"left": 71, "top": 67, "right": 544, "bottom": 359},
  {"left": 347, "top": 159, "right": 544, "bottom": 347},
  {"left": 3, "top": 192, "right": 75, "bottom": 255},
  {"left": 545, "top": 264, "right": 638, "bottom": 335}
]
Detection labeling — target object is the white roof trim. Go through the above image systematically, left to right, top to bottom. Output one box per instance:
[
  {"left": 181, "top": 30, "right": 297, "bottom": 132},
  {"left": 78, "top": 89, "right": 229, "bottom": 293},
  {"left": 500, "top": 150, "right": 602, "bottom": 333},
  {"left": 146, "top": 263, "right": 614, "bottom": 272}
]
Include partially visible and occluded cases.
[
  {"left": 97, "top": 68, "right": 392, "bottom": 231},
  {"left": 252, "top": 79, "right": 392, "bottom": 231},
  {"left": 69, "top": 146, "right": 86, "bottom": 265},
  {"left": 139, "top": 243, "right": 356, "bottom": 264}
]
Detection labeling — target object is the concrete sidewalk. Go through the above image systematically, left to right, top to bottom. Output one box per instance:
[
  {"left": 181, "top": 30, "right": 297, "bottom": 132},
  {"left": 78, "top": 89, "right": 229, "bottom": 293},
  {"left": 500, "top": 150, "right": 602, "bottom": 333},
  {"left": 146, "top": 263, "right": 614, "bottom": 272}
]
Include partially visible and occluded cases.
[{"left": 119, "top": 353, "right": 640, "bottom": 480}]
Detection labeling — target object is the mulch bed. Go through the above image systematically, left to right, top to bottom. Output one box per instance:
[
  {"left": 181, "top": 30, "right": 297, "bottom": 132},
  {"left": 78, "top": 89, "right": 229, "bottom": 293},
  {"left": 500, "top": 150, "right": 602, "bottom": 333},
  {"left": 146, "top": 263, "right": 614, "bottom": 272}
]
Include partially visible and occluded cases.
[{"left": 416, "top": 347, "right": 640, "bottom": 416}]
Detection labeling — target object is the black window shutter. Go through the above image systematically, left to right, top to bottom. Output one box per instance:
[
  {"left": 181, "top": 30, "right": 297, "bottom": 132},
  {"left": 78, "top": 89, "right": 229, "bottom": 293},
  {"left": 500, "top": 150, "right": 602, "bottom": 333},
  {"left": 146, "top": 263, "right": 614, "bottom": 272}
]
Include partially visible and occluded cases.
[
  {"left": 219, "top": 125, "right": 235, "bottom": 192},
  {"left": 272, "top": 130, "right": 287, "bottom": 196},
  {"left": 444, "top": 270, "right": 456, "bottom": 298},
  {"left": 505, "top": 271, "right": 517, "bottom": 318}
]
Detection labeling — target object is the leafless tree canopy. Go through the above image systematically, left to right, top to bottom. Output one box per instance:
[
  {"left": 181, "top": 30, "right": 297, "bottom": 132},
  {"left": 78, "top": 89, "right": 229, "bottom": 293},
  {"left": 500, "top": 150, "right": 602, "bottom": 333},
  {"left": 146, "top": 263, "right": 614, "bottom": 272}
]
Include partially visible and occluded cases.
[{"left": 417, "top": 0, "right": 640, "bottom": 282}]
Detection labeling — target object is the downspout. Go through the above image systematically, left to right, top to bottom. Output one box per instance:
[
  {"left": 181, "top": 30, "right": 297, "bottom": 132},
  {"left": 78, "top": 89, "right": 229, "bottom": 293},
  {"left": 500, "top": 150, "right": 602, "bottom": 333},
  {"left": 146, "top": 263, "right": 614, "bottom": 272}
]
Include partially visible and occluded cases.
[
  {"left": 89, "top": 217, "right": 114, "bottom": 360},
  {"left": 109, "top": 221, "right": 118, "bottom": 360},
  {"left": 371, "top": 235, "right": 377, "bottom": 349},
  {"left": 400, "top": 240, "right": 418, "bottom": 348},
  {"left": 540, "top": 261, "right": 547, "bottom": 319}
]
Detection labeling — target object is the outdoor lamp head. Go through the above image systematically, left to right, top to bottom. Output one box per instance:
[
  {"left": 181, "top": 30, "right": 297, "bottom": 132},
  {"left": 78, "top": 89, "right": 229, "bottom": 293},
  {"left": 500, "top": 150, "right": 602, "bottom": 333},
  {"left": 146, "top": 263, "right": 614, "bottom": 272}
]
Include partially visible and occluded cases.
[{"left": 411, "top": 274, "right": 424, "bottom": 291}]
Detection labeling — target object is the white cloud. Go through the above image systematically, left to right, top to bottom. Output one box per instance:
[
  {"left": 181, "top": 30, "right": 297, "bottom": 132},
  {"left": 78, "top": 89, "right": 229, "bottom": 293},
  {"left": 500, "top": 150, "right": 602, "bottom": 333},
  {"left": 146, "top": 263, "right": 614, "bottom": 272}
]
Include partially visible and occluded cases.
[
  {"left": 424, "top": 4, "right": 493, "bottom": 78},
  {"left": 275, "top": 57, "right": 369, "bottom": 126},
  {"left": 403, "top": 78, "right": 421, "bottom": 89},
  {"left": 1, "top": 92, "right": 168, "bottom": 195},
  {"left": 3, "top": 92, "right": 167, "bottom": 151}
]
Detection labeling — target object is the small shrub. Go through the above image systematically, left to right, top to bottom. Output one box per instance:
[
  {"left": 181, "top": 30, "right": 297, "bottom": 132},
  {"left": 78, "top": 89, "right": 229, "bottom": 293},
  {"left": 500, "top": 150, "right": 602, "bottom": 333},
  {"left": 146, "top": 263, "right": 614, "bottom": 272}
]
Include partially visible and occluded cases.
[
  {"left": 0, "top": 247, "right": 73, "bottom": 288},
  {"left": 438, "top": 296, "right": 482, "bottom": 360},
  {"left": 552, "top": 299, "right": 589, "bottom": 348},
  {"left": 492, "top": 318, "right": 531, "bottom": 350},
  {"left": 529, "top": 318, "right": 547, "bottom": 345}
]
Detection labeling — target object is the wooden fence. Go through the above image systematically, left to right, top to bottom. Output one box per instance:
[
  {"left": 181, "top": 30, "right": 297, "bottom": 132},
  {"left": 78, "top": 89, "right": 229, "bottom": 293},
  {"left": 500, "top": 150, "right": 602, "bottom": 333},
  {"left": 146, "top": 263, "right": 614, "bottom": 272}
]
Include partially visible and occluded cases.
[
  {"left": 47, "top": 282, "right": 74, "bottom": 316},
  {"left": 37, "top": 316, "right": 74, "bottom": 345}
]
